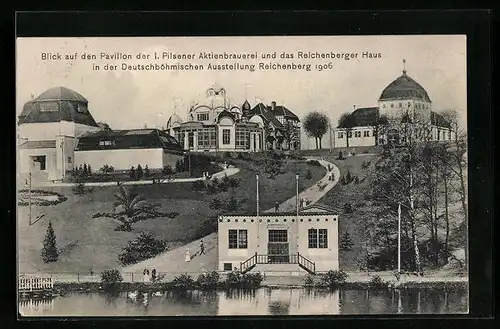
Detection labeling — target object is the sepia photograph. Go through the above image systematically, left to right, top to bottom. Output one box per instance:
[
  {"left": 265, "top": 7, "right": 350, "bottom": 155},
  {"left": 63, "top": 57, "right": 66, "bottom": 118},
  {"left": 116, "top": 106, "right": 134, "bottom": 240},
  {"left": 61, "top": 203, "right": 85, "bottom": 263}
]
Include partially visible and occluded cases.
[{"left": 16, "top": 35, "right": 468, "bottom": 316}]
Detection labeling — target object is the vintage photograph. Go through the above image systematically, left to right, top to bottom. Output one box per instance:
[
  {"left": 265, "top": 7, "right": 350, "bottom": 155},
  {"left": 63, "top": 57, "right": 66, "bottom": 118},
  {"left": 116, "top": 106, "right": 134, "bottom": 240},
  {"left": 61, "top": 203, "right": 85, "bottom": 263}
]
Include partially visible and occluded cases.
[{"left": 16, "top": 35, "right": 468, "bottom": 316}]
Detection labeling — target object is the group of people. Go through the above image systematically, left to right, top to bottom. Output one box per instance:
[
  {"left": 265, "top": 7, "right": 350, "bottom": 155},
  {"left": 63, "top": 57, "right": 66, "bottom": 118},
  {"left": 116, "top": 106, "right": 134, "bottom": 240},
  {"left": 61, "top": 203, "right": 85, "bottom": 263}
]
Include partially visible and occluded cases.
[
  {"left": 185, "top": 240, "right": 206, "bottom": 262},
  {"left": 142, "top": 268, "right": 157, "bottom": 283}
]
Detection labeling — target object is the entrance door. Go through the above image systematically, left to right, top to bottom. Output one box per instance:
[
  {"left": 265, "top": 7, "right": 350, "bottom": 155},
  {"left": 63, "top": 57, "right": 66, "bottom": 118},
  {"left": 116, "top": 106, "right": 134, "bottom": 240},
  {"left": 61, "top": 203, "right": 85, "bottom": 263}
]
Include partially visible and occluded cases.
[
  {"left": 31, "top": 155, "right": 47, "bottom": 171},
  {"left": 268, "top": 229, "right": 289, "bottom": 263}
]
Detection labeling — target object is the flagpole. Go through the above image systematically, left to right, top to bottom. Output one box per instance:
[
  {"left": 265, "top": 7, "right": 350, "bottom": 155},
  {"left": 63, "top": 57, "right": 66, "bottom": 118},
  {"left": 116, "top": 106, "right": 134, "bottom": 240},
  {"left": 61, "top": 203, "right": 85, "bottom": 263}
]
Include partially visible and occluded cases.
[
  {"left": 256, "top": 173, "right": 259, "bottom": 217},
  {"left": 296, "top": 173, "right": 299, "bottom": 216},
  {"left": 398, "top": 202, "right": 401, "bottom": 274}
]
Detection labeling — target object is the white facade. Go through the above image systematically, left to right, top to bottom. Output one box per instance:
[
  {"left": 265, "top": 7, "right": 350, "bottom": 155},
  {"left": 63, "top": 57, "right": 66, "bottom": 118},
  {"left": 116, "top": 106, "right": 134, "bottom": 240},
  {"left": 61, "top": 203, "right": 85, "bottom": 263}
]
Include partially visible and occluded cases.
[{"left": 333, "top": 126, "right": 376, "bottom": 148}]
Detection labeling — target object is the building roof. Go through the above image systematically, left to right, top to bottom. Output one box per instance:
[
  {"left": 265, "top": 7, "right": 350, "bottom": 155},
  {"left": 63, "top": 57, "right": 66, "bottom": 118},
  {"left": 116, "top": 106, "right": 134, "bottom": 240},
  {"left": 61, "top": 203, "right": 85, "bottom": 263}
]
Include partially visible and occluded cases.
[
  {"left": 379, "top": 72, "right": 431, "bottom": 102},
  {"left": 34, "top": 86, "right": 88, "bottom": 102},
  {"left": 18, "top": 87, "right": 98, "bottom": 127},
  {"left": 242, "top": 100, "right": 251, "bottom": 111},
  {"left": 249, "top": 103, "right": 284, "bottom": 128},
  {"left": 272, "top": 105, "right": 300, "bottom": 121},
  {"left": 338, "top": 107, "right": 379, "bottom": 128},
  {"left": 431, "top": 111, "right": 451, "bottom": 129},
  {"left": 75, "top": 129, "right": 184, "bottom": 153},
  {"left": 19, "top": 140, "right": 57, "bottom": 149}
]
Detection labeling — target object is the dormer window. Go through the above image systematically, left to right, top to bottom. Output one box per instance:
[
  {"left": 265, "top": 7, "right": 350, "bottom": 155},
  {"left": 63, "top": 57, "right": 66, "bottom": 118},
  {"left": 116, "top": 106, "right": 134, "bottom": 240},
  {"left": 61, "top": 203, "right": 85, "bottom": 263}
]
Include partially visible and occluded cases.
[{"left": 77, "top": 103, "right": 88, "bottom": 113}]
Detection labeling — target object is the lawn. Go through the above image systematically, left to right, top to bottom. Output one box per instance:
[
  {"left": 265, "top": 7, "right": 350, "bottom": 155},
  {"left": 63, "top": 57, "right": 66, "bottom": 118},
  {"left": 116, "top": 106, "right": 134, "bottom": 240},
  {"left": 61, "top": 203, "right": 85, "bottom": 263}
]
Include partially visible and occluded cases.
[
  {"left": 319, "top": 154, "right": 380, "bottom": 271},
  {"left": 18, "top": 158, "right": 325, "bottom": 274}
]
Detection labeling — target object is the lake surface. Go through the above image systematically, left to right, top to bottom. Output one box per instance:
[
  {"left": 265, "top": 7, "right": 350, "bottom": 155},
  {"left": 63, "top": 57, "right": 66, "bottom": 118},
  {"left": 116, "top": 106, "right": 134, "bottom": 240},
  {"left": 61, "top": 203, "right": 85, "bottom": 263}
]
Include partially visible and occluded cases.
[{"left": 19, "top": 288, "right": 468, "bottom": 316}]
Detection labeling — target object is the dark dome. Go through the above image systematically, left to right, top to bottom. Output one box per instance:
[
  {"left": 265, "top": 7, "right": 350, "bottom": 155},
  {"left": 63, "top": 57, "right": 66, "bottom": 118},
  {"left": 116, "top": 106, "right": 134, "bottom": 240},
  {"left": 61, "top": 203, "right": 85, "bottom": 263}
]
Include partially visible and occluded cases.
[
  {"left": 379, "top": 73, "right": 431, "bottom": 102},
  {"left": 35, "top": 86, "right": 88, "bottom": 102},
  {"left": 242, "top": 100, "right": 251, "bottom": 110}
]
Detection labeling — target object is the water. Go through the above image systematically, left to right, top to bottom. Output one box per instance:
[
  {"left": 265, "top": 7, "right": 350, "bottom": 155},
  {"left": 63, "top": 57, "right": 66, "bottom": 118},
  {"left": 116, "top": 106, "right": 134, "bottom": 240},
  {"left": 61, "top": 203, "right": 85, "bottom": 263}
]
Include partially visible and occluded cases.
[{"left": 19, "top": 288, "right": 468, "bottom": 316}]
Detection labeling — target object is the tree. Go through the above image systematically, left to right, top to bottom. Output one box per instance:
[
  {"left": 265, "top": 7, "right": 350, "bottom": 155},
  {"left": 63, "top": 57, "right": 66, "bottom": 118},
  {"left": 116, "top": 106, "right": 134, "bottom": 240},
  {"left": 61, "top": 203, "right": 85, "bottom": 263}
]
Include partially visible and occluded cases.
[
  {"left": 303, "top": 112, "right": 329, "bottom": 149},
  {"left": 338, "top": 112, "right": 357, "bottom": 148},
  {"left": 373, "top": 114, "right": 389, "bottom": 146},
  {"left": 282, "top": 121, "right": 298, "bottom": 150},
  {"left": 87, "top": 164, "right": 92, "bottom": 176},
  {"left": 136, "top": 164, "right": 143, "bottom": 180},
  {"left": 144, "top": 165, "right": 150, "bottom": 178},
  {"left": 129, "top": 166, "right": 136, "bottom": 180},
  {"left": 41, "top": 221, "right": 58, "bottom": 263},
  {"left": 340, "top": 231, "right": 354, "bottom": 252},
  {"left": 118, "top": 232, "right": 167, "bottom": 265}
]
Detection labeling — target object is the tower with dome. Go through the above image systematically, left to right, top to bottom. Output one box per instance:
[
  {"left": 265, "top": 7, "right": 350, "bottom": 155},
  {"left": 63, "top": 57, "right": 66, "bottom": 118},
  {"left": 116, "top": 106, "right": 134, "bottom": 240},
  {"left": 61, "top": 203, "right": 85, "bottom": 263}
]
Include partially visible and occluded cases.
[
  {"left": 332, "top": 60, "right": 455, "bottom": 148},
  {"left": 166, "top": 84, "right": 301, "bottom": 152}
]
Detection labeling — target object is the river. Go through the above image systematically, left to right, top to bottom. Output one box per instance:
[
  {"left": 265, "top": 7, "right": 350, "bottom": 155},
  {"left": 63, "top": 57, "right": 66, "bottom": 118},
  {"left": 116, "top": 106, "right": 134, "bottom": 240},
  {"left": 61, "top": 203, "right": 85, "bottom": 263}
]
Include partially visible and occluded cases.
[{"left": 19, "top": 287, "right": 468, "bottom": 316}]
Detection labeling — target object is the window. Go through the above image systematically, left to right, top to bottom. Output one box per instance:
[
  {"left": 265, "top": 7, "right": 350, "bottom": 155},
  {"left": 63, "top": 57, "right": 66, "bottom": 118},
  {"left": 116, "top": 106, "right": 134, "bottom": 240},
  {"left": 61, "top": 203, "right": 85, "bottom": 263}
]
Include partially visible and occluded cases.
[
  {"left": 408, "top": 102, "right": 411, "bottom": 107},
  {"left": 39, "top": 103, "right": 59, "bottom": 112},
  {"left": 76, "top": 103, "right": 88, "bottom": 113},
  {"left": 399, "top": 103, "right": 402, "bottom": 108},
  {"left": 197, "top": 112, "right": 209, "bottom": 121},
  {"left": 198, "top": 128, "right": 217, "bottom": 148},
  {"left": 236, "top": 128, "right": 250, "bottom": 148},
  {"left": 223, "top": 129, "right": 231, "bottom": 145},
  {"left": 363, "top": 130, "right": 370, "bottom": 137},
  {"left": 437, "top": 130, "right": 441, "bottom": 140},
  {"left": 448, "top": 130, "right": 452, "bottom": 140},
  {"left": 347, "top": 131, "right": 352, "bottom": 138},
  {"left": 354, "top": 131, "right": 361, "bottom": 138},
  {"left": 338, "top": 132, "right": 344, "bottom": 139},
  {"left": 99, "top": 140, "right": 115, "bottom": 146},
  {"left": 67, "top": 156, "right": 72, "bottom": 164},
  {"left": 308, "top": 228, "right": 328, "bottom": 249},
  {"left": 228, "top": 229, "right": 247, "bottom": 249},
  {"left": 268, "top": 230, "right": 287, "bottom": 242},
  {"left": 223, "top": 263, "right": 233, "bottom": 271}
]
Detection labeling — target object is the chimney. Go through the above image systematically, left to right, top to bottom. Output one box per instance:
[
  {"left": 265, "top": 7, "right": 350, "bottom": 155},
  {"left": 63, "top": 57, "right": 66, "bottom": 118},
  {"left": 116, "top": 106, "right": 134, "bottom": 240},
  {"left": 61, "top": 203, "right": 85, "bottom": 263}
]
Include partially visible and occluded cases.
[{"left": 271, "top": 101, "right": 276, "bottom": 111}]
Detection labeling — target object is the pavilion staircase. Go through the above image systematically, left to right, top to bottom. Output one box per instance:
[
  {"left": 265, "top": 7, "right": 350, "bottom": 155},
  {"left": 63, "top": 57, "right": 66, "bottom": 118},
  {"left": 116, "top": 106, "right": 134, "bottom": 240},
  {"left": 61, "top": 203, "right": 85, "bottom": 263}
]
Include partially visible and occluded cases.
[{"left": 240, "top": 253, "right": 316, "bottom": 275}]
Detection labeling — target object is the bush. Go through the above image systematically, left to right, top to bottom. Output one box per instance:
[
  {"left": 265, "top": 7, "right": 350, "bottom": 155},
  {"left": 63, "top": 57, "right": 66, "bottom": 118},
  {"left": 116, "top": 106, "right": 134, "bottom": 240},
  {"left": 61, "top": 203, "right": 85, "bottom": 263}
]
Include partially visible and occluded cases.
[
  {"left": 175, "top": 159, "right": 184, "bottom": 172},
  {"left": 307, "top": 159, "right": 322, "bottom": 166},
  {"left": 136, "top": 164, "right": 143, "bottom": 180},
  {"left": 162, "top": 164, "right": 174, "bottom": 176},
  {"left": 144, "top": 165, "right": 150, "bottom": 177},
  {"left": 129, "top": 166, "right": 136, "bottom": 180},
  {"left": 305, "top": 169, "right": 313, "bottom": 180},
  {"left": 353, "top": 176, "right": 360, "bottom": 184},
  {"left": 192, "top": 180, "right": 206, "bottom": 192},
  {"left": 72, "top": 182, "right": 88, "bottom": 195},
  {"left": 343, "top": 202, "right": 353, "bottom": 214},
  {"left": 41, "top": 221, "right": 58, "bottom": 263},
  {"left": 118, "top": 232, "right": 167, "bottom": 266},
  {"left": 101, "top": 269, "right": 123, "bottom": 290},
  {"left": 319, "top": 270, "right": 348, "bottom": 288},
  {"left": 196, "top": 271, "right": 220, "bottom": 290},
  {"left": 224, "top": 271, "right": 263, "bottom": 288},
  {"left": 172, "top": 274, "right": 195, "bottom": 290},
  {"left": 304, "top": 274, "right": 316, "bottom": 286},
  {"left": 369, "top": 275, "right": 387, "bottom": 289}
]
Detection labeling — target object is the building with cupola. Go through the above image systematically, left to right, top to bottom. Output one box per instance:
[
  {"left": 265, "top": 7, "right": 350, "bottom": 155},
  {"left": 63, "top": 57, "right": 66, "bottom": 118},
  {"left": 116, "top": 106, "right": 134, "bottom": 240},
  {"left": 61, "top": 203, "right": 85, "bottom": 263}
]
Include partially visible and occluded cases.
[
  {"left": 332, "top": 61, "right": 455, "bottom": 148},
  {"left": 166, "top": 84, "right": 301, "bottom": 152},
  {"left": 18, "top": 86, "right": 183, "bottom": 184}
]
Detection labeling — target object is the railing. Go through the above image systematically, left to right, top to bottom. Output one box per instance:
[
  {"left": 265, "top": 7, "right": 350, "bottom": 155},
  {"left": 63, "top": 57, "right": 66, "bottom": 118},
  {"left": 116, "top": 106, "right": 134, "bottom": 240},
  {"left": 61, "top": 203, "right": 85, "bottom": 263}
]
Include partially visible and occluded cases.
[
  {"left": 240, "top": 253, "right": 316, "bottom": 274},
  {"left": 19, "top": 276, "right": 53, "bottom": 292}
]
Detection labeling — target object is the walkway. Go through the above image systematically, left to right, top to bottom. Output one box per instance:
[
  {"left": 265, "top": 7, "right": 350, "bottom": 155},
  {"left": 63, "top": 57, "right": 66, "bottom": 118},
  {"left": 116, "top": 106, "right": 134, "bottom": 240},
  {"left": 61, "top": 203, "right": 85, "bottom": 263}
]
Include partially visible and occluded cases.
[
  {"left": 120, "top": 158, "right": 341, "bottom": 276},
  {"left": 31, "top": 167, "right": 240, "bottom": 188}
]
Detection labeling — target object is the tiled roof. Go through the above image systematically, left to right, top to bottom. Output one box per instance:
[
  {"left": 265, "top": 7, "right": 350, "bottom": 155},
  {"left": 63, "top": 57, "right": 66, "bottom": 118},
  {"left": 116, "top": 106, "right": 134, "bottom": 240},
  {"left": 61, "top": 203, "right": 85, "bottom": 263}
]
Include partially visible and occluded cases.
[
  {"left": 379, "top": 73, "right": 431, "bottom": 102},
  {"left": 272, "top": 105, "right": 300, "bottom": 121},
  {"left": 338, "top": 107, "right": 379, "bottom": 128},
  {"left": 431, "top": 111, "right": 451, "bottom": 129},
  {"left": 75, "top": 129, "right": 183, "bottom": 153},
  {"left": 19, "top": 140, "right": 56, "bottom": 149}
]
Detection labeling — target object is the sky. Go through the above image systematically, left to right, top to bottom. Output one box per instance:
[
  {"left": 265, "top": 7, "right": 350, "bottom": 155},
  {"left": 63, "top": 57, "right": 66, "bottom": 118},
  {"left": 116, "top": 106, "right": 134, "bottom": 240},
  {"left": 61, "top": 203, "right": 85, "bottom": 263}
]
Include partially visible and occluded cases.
[{"left": 16, "top": 35, "right": 466, "bottom": 149}]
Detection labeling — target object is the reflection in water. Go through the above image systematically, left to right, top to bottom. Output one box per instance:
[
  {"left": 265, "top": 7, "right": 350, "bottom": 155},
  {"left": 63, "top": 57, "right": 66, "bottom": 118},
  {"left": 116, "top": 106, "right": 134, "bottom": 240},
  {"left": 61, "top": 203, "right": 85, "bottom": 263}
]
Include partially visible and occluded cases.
[{"left": 19, "top": 288, "right": 468, "bottom": 316}]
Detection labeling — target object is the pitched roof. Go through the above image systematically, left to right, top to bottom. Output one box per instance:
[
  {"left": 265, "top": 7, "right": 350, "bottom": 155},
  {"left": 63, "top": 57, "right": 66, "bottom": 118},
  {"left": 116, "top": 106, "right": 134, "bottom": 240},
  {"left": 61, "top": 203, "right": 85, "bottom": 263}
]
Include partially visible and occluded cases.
[
  {"left": 379, "top": 72, "right": 431, "bottom": 102},
  {"left": 34, "top": 86, "right": 88, "bottom": 102},
  {"left": 249, "top": 103, "right": 284, "bottom": 128},
  {"left": 272, "top": 105, "right": 300, "bottom": 121},
  {"left": 338, "top": 107, "right": 379, "bottom": 128},
  {"left": 431, "top": 111, "right": 451, "bottom": 128},
  {"left": 75, "top": 129, "right": 184, "bottom": 153},
  {"left": 19, "top": 140, "right": 57, "bottom": 149}
]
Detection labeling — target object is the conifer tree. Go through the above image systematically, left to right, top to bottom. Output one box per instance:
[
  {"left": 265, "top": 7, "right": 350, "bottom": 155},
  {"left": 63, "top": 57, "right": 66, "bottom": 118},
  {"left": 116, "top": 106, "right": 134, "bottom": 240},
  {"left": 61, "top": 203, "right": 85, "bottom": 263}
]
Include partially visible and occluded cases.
[
  {"left": 83, "top": 164, "right": 88, "bottom": 177},
  {"left": 136, "top": 164, "right": 143, "bottom": 180},
  {"left": 144, "top": 165, "right": 150, "bottom": 178},
  {"left": 129, "top": 166, "right": 136, "bottom": 180},
  {"left": 41, "top": 221, "right": 58, "bottom": 263}
]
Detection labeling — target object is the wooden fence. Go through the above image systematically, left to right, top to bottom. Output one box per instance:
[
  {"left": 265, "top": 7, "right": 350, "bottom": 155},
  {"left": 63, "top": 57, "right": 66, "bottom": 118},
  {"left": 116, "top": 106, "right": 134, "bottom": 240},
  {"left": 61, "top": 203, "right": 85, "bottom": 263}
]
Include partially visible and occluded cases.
[{"left": 19, "top": 276, "right": 53, "bottom": 292}]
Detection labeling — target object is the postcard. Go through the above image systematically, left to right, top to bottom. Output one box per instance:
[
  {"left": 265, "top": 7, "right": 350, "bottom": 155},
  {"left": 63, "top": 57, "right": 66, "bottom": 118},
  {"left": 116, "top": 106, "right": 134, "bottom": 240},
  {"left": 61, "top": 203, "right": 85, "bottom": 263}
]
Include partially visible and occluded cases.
[{"left": 16, "top": 35, "right": 468, "bottom": 316}]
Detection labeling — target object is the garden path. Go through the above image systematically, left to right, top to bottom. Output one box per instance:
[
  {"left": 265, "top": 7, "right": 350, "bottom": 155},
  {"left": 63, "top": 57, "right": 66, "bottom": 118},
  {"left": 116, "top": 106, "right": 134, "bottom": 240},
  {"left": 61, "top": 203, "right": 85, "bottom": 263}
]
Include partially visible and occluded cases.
[{"left": 121, "top": 158, "right": 340, "bottom": 276}]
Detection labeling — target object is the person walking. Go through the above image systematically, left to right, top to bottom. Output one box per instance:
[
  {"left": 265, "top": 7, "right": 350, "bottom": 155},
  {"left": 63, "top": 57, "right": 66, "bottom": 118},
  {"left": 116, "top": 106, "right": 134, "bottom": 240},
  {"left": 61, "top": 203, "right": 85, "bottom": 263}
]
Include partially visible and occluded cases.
[
  {"left": 199, "top": 240, "right": 205, "bottom": 255},
  {"left": 185, "top": 248, "right": 191, "bottom": 262},
  {"left": 151, "top": 268, "right": 157, "bottom": 282}
]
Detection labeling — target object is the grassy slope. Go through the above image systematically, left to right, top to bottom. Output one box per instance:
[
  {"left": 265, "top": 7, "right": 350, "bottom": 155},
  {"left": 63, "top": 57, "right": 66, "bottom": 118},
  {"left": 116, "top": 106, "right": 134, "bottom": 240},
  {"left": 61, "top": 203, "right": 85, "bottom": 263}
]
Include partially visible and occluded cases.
[
  {"left": 319, "top": 154, "right": 379, "bottom": 271},
  {"left": 18, "top": 160, "right": 325, "bottom": 273}
]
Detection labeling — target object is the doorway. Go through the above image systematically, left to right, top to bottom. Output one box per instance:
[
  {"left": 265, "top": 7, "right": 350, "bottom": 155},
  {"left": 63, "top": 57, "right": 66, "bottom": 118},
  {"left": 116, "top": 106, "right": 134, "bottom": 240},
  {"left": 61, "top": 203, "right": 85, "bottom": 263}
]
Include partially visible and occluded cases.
[
  {"left": 31, "top": 155, "right": 47, "bottom": 171},
  {"left": 268, "top": 229, "right": 289, "bottom": 263}
]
